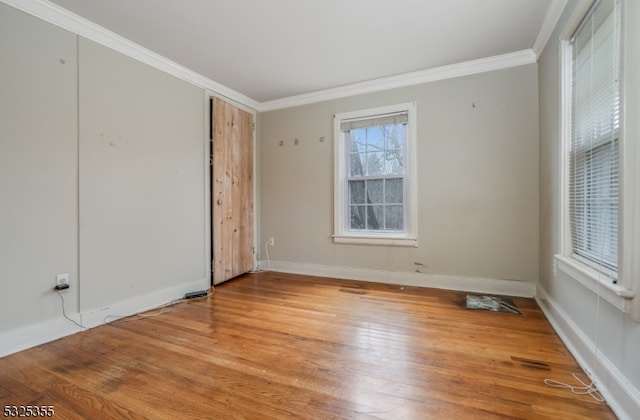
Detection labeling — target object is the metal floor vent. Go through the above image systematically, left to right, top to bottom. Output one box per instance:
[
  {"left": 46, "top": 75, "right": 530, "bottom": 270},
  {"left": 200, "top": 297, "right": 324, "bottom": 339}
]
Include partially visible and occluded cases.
[{"left": 465, "top": 295, "right": 521, "bottom": 315}]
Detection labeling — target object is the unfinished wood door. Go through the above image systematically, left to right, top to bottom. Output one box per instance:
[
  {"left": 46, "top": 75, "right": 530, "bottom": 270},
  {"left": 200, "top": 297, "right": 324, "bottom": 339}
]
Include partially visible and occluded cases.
[{"left": 212, "top": 97, "right": 254, "bottom": 284}]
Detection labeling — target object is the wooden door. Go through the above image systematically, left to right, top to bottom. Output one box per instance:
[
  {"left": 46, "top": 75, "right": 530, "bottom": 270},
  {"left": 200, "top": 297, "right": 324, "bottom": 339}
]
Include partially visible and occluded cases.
[{"left": 212, "top": 97, "right": 254, "bottom": 284}]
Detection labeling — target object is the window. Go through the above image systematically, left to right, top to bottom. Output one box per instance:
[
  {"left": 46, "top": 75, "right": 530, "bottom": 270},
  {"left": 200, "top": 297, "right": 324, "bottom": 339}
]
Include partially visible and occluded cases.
[
  {"left": 557, "top": 0, "right": 639, "bottom": 319},
  {"left": 567, "top": 0, "right": 621, "bottom": 279},
  {"left": 333, "top": 103, "right": 417, "bottom": 246}
]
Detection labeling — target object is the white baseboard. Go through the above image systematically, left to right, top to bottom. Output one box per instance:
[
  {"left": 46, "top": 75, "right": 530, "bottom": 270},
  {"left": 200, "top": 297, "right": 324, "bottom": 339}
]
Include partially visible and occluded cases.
[
  {"left": 263, "top": 260, "right": 536, "bottom": 297},
  {"left": 0, "top": 277, "right": 209, "bottom": 358},
  {"left": 80, "top": 278, "right": 208, "bottom": 328},
  {"left": 536, "top": 286, "right": 640, "bottom": 420},
  {"left": 0, "top": 317, "right": 83, "bottom": 358}
]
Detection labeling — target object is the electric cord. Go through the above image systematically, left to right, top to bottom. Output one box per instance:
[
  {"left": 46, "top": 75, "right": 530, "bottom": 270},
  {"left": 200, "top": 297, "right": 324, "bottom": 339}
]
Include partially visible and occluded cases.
[
  {"left": 544, "top": 143, "right": 613, "bottom": 403},
  {"left": 249, "top": 239, "right": 272, "bottom": 273},
  {"left": 264, "top": 240, "right": 271, "bottom": 271},
  {"left": 543, "top": 253, "right": 606, "bottom": 402},
  {"left": 56, "top": 279, "right": 215, "bottom": 328},
  {"left": 103, "top": 287, "right": 215, "bottom": 325},
  {"left": 138, "top": 287, "right": 214, "bottom": 318},
  {"left": 56, "top": 289, "right": 86, "bottom": 330},
  {"left": 544, "top": 373, "right": 604, "bottom": 402}
]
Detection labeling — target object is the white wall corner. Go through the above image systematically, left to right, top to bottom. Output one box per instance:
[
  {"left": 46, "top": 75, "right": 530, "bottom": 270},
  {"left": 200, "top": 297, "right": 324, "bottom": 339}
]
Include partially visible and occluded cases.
[
  {"left": 533, "top": 0, "right": 570, "bottom": 58},
  {"left": 264, "top": 260, "right": 536, "bottom": 297},
  {"left": 536, "top": 285, "right": 640, "bottom": 420}
]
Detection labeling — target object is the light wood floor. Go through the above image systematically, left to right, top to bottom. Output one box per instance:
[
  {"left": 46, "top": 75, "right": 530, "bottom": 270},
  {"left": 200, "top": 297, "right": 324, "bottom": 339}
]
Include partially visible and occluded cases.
[{"left": 0, "top": 272, "right": 615, "bottom": 419}]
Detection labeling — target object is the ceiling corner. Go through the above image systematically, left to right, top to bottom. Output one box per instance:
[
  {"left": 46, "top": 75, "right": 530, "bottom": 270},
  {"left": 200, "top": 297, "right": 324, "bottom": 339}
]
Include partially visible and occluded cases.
[{"left": 532, "top": 0, "right": 570, "bottom": 58}]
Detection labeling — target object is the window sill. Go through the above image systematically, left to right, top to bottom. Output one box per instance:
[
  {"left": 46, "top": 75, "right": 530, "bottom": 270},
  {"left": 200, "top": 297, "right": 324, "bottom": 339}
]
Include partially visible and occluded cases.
[
  {"left": 333, "top": 234, "right": 417, "bottom": 247},
  {"left": 554, "top": 254, "right": 635, "bottom": 312}
]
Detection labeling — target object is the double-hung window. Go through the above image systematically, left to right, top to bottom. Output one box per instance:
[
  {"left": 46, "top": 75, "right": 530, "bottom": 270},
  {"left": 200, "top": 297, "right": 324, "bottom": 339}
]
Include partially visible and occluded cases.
[
  {"left": 557, "top": 0, "right": 640, "bottom": 318},
  {"left": 567, "top": 0, "right": 621, "bottom": 279},
  {"left": 333, "top": 103, "right": 417, "bottom": 246}
]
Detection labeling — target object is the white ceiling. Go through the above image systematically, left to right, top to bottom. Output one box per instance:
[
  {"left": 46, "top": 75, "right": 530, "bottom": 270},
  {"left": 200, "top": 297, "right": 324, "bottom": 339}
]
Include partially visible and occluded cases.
[{"left": 48, "top": 0, "right": 560, "bottom": 105}]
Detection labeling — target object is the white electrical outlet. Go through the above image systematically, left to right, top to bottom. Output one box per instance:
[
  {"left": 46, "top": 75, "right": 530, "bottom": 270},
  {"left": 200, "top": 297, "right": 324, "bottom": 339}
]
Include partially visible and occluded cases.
[
  {"left": 267, "top": 237, "right": 275, "bottom": 246},
  {"left": 56, "top": 273, "right": 69, "bottom": 287}
]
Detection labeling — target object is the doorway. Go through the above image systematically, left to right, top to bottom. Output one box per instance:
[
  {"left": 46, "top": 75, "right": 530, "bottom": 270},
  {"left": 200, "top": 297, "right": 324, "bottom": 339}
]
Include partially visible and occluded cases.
[{"left": 210, "top": 96, "right": 255, "bottom": 285}]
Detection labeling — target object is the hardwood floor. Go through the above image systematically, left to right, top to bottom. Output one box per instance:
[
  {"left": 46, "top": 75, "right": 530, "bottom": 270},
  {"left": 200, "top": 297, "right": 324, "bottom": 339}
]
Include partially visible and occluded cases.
[{"left": 0, "top": 272, "right": 615, "bottom": 419}]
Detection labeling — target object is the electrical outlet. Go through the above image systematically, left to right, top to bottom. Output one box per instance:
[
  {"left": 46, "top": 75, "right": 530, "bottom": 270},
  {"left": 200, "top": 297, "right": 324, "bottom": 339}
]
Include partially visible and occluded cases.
[
  {"left": 267, "top": 237, "right": 275, "bottom": 246},
  {"left": 56, "top": 273, "right": 69, "bottom": 288}
]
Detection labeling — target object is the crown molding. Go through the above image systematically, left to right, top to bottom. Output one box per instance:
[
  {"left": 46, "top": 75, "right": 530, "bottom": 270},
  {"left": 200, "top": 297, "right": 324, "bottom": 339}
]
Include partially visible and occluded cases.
[
  {"left": 1, "top": 0, "right": 260, "bottom": 110},
  {"left": 3, "top": 0, "right": 547, "bottom": 114},
  {"left": 533, "top": 0, "right": 569, "bottom": 57},
  {"left": 259, "top": 49, "right": 537, "bottom": 112}
]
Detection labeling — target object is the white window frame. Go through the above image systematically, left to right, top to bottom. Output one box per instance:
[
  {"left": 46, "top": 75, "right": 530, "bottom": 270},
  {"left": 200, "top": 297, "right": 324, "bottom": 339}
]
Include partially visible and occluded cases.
[
  {"left": 556, "top": 0, "right": 638, "bottom": 317},
  {"left": 333, "top": 102, "right": 417, "bottom": 246}
]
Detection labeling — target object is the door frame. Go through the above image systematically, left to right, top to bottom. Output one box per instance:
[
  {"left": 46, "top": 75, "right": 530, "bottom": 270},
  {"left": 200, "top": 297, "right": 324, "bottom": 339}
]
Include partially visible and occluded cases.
[{"left": 204, "top": 91, "right": 258, "bottom": 285}]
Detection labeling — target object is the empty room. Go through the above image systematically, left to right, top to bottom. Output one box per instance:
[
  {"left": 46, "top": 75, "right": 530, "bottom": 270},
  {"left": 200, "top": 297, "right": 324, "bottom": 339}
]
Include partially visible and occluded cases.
[{"left": 1, "top": 0, "right": 638, "bottom": 418}]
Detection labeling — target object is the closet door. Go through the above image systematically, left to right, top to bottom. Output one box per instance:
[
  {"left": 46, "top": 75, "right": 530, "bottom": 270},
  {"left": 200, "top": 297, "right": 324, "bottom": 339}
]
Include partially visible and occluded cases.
[{"left": 212, "top": 97, "right": 254, "bottom": 284}]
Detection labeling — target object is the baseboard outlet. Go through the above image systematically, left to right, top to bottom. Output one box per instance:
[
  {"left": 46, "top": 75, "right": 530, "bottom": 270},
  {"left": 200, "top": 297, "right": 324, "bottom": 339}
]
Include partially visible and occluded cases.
[
  {"left": 263, "top": 260, "right": 536, "bottom": 297},
  {"left": 0, "top": 277, "right": 209, "bottom": 358},
  {"left": 536, "top": 286, "right": 640, "bottom": 420}
]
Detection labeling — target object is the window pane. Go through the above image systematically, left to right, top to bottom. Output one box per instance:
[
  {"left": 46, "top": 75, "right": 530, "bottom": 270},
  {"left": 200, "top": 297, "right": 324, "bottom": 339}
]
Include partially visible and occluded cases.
[
  {"left": 349, "top": 123, "right": 406, "bottom": 177},
  {"left": 386, "top": 124, "right": 405, "bottom": 174},
  {"left": 387, "top": 124, "right": 406, "bottom": 149},
  {"left": 367, "top": 127, "right": 385, "bottom": 152},
  {"left": 350, "top": 130, "right": 366, "bottom": 153},
  {"left": 571, "top": 139, "right": 618, "bottom": 270},
  {"left": 384, "top": 149, "right": 404, "bottom": 174},
  {"left": 366, "top": 152, "right": 385, "bottom": 176},
  {"left": 350, "top": 153, "right": 365, "bottom": 176},
  {"left": 385, "top": 178, "right": 403, "bottom": 204},
  {"left": 366, "top": 179, "right": 384, "bottom": 204},
  {"left": 349, "top": 180, "right": 365, "bottom": 204},
  {"left": 367, "top": 205, "right": 383, "bottom": 230},
  {"left": 385, "top": 205, "right": 404, "bottom": 230},
  {"left": 350, "top": 206, "right": 365, "bottom": 229}
]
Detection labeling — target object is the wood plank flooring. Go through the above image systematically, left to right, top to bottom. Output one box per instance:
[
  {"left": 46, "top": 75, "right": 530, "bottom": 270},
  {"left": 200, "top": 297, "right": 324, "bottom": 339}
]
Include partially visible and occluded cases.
[{"left": 0, "top": 272, "right": 616, "bottom": 419}]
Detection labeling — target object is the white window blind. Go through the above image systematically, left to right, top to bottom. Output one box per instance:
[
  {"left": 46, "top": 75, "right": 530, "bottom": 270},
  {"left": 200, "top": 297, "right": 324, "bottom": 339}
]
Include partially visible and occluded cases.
[{"left": 569, "top": 0, "right": 621, "bottom": 276}]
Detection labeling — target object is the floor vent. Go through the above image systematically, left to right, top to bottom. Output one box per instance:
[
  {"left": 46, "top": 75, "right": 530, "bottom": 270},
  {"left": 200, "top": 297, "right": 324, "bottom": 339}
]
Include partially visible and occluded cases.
[{"left": 465, "top": 295, "right": 521, "bottom": 314}]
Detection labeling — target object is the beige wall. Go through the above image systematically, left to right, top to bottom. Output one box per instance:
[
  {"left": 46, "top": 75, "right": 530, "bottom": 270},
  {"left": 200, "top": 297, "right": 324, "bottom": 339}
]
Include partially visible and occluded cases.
[
  {"left": 0, "top": 2, "right": 79, "bottom": 331},
  {"left": 0, "top": 3, "right": 208, "bottom": 353},
  {"left": 78, "top": 38, "right": 206, "bottom": 312},
  {"left": 260, "top": 65, "right": 539, "bottom": 285}
]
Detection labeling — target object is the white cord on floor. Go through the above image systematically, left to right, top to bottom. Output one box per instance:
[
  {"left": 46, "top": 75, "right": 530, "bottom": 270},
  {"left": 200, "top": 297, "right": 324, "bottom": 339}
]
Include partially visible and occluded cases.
[
  {"left": 544, "top": 166, "right": 611, "bottom": 405},
  {"left": 103, "top": 287, "right": 214, "bottom": 324},
  {"left": 544, "top": 373, "right": 604, "bottom": 402}
]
